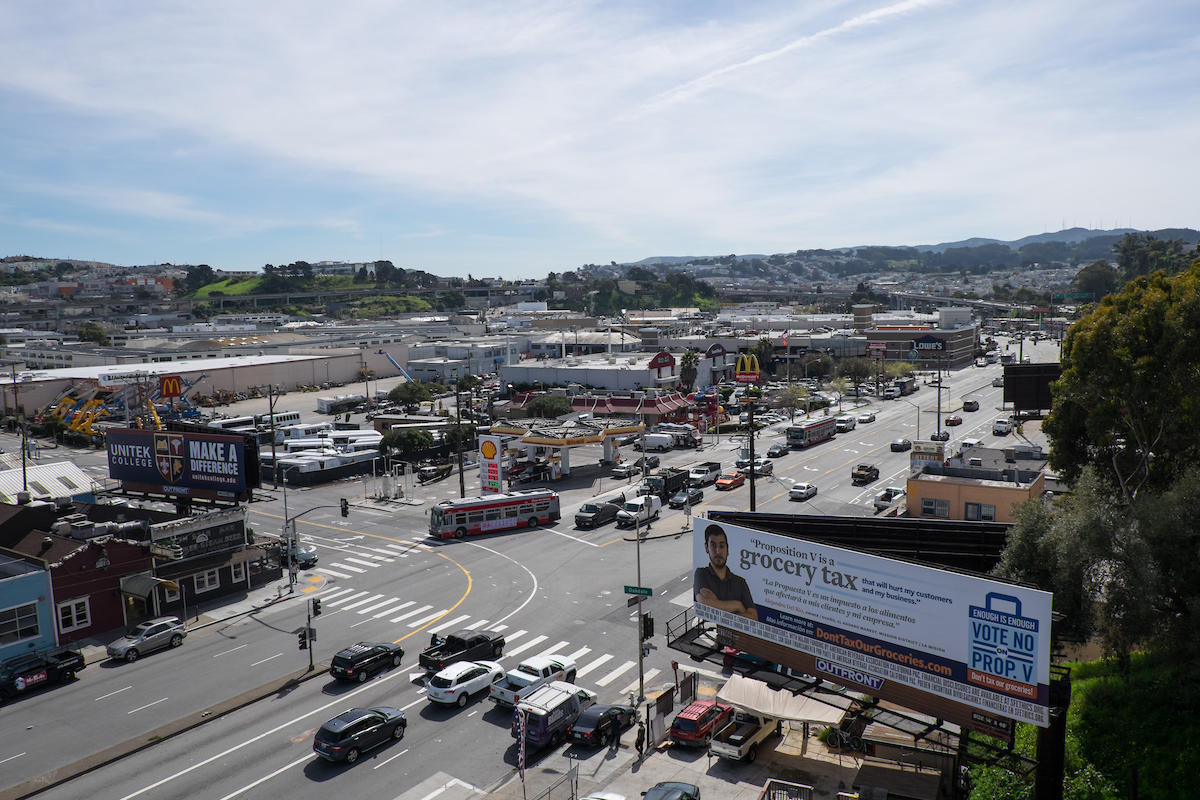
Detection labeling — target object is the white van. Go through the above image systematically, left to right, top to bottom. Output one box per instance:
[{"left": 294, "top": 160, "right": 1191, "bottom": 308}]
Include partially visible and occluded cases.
[
  {"left": 835, "top": 415, "right": 857, "bottom": 433},
  {"left": 635, "top": 433, "right": 674, "bottom": 452},
  {"left": 959, "top": 438, "right": 983, "bottom": 455}
]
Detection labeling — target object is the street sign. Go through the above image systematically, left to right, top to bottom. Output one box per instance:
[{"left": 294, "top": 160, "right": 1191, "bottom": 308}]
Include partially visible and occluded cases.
[{"left": 624, "top": 585, "right": 652, "bottom": 597}]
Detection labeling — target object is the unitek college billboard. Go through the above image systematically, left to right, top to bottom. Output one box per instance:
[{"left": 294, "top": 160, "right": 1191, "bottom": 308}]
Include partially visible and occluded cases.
[
  {"left": 107, "top": 429, "right": 248, "bottom": 494},
  {"left": 693, "top": 520, "right": 1053, "bottom": 727}
]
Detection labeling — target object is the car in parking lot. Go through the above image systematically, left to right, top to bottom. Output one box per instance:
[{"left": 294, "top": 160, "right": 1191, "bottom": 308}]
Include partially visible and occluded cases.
[
  {"left": 857, "top": 411, "right": 876, "bottom": 423},
  {"left": 944, "top": 415, "right": 963, "bottom": 426},
  {"left": 890, "top": 438, "right": 912, "bottom": 452},
  {"left": 766, "top": 443, "right": 788, "bottom": 458},
  {"left": 715, "top": 470, "right": 745, "bottom": 490},
  {"left": 789, "top": 482, "right": 817, "bottom": 501},
  {"left": 668, "top": 487, "right": 704, "bottom": 508},
  {"left": 107, "top": 616, "right": 187, "bottom": 662},
  {"left": 330, "top": 642, "right": 405, "bottom": 683},
  {"left": 426, "top": 660, "right": 504, "bottom": 707},
  {"left": 669, "top": 700, "right": 733, "bottom": 747},
  {"left": 567, "top": 703, "right": 636, "bottom": 748},
  {"left": 313, "top": 707, "right": 406, "bottom": 763},
  {"left": 643, "top": 783, "right": 701, "bottom": 800}
]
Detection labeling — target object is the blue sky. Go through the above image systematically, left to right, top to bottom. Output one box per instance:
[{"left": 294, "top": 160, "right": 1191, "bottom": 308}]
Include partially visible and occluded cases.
[{"left": 1, "top": 1, "right": 1197, "bottom": 278}]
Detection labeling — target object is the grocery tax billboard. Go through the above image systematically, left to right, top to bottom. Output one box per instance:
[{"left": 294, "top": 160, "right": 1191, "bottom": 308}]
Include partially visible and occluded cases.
[
  {"left": 107, "top": 429, "right": 247, "bottom": 493},
  {"left": 693, "top": 519, "right": 1053, "bottom": 728}
]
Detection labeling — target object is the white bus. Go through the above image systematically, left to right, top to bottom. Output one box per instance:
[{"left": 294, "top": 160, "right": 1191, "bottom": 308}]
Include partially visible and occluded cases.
[
  {"left": 258, "top": 411, "right": 302, "bottom": 428},
  {"left": 207, "top": 416, "right": 257, "bottom": 432},
  {"left": 429, "top": 490, "right": 561, "bottom": 540}
]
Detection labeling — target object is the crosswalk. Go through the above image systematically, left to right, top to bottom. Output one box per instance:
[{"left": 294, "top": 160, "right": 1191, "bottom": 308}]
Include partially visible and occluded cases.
[
  {"left": 309, "top": 540, "right": 423, "bottom": 579},
  {"left": 311, "top": 582, "right": 658, "bottom": 697}
]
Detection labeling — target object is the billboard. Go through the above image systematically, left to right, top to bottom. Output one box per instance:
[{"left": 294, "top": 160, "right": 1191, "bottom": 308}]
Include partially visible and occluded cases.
[
  {"left": 107, "top": 429, "right": 248, "bottom": 493},
  {"left": 693, "top": 519, "right": 1053, "bottom": 727}
]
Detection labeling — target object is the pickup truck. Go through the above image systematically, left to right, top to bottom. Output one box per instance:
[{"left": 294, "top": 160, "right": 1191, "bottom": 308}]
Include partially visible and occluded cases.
[
  {"left": 687, "top": 462, "right": 722, "bottom": 487},
  {"left": 851, "top": 464, "right": 880, "bottom": 484},
  {"left": 874, "top": 486, "right": 906, "bottom": 511},
  {"left": 419, "top": 629, "right": 505, "bottom": 672},
  {"left": 0, "top": 645, "right": 86, "bottom": 705},
  {"left": 489, "top": 654, "right": 577, "bottom": 707},
  {"left": 709, "top": 709, "right": 781, "bottom": 763}
]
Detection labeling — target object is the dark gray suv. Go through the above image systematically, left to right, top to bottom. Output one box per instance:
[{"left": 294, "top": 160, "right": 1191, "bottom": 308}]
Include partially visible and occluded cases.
[{"left": 313, "top": 707, "right": 406, "bottom": 763}]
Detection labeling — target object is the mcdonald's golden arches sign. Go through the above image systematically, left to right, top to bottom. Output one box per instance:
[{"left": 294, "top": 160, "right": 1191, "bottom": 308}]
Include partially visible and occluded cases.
[
  {"left": 735, "top": 354, "right": 761, "bottom": 384},
  {"left": 159, "top": 375, "right": 184, "bottom": 398}
]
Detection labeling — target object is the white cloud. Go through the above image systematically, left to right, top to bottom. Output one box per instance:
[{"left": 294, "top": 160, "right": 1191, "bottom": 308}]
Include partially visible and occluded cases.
[{"left": 0, "top": 0, "right": 1196, "bottom": 268}]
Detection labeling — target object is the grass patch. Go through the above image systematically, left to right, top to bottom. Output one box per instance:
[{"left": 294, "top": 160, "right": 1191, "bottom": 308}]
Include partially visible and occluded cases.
[{"left": 191, "top": 277, "right": 264, "bottom": 296}]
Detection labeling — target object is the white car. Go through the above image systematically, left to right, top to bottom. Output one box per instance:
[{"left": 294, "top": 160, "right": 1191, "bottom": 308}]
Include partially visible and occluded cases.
[
  {"left": 857, "top": 412, "right": 876, "bottom": 423},
  {"left": 992, "top": 418, "right": 1014, "bottom": 435},
  {"left": 789, "top": 482, "right": 817, "bottom": 501},
  {"left": 426, "top": 660, "right": 505, "bottom": 707}
]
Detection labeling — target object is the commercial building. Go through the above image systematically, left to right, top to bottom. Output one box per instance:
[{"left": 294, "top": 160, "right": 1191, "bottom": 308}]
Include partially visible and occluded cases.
[{"left": 905, "top": 443, "right": 1048, "bottom": 523}]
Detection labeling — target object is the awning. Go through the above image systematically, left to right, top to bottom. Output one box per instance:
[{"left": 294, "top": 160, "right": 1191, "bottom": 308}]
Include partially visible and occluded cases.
[
  {"left": 120, "top": 573, "right": 166, "bottom": 600},
  {"left": 715, "top": 673, "right": 850, "bottom": 724}
]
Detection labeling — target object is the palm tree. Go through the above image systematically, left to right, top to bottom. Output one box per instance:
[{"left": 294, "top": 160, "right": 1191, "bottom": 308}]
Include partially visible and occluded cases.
[{"left": 679, "top": 349, "right": 699, "bottom": 391}]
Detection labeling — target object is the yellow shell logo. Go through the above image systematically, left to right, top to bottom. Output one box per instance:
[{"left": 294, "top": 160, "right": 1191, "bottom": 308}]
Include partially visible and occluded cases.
[{"left": 480, "top": 440, "right": 498, "bottom": 460}]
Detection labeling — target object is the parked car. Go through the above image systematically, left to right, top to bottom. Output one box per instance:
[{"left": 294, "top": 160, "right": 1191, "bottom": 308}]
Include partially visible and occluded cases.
[
  {"left": 962, "top": 399, "right": 980, "bottom": 412},
  {"left": 857, "top": 411, "right": 876, "bottom": 423},
  {"left": 944, "top": 415, "right": 963, "bottom": 426},
  {"left": 890, "top": 438, "right": 913, "bottom": 452},
  {"left": 766, "top": 443, "right": 788, "bottom": 458},
  {"left": 715, "top": 470, "right": 745, "bottom": 490},
  {"left": 789, "top": 482, "right": 817, "bottom": 501},
  {"left": 668, "top": 487, "right": 704, "bottom": 508},
  {"left": 106, "top": 616, "right": 187, "bottom": 663},
  {"left": 330, "top": 642, "right": 405, "bottom": 683},
  {"left": 426, "top": 660, "right": 505, "bottom": 707},
  {"left": 669, "top": 700, "right": 733, "bottom": 747},
  {"left": 567, "top": 703, "right": 636, "bottom": 748},
  {"left": 313, "top": 707, "right": 406, "bottom": 763},
  {"left": 643, "top": 783, "right": 701, "bottom": 800}
]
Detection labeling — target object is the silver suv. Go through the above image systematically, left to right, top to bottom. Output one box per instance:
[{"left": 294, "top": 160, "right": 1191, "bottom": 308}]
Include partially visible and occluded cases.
[{"left": 107, "top": 616, "right": 187, "bottom": 662}]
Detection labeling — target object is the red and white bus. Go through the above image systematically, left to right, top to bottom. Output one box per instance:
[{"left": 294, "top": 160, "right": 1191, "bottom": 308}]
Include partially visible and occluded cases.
[
  {"left": 786, "top": 417, "right": 837, "bottom": 449},
  {"left": 428, "top": 490, "right": 561, "bottom": 539}
]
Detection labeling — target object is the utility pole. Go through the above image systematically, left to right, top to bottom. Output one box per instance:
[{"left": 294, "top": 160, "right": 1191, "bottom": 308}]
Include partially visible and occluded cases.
[
  {"left": 9, "top": 362, "right": 27, "bottom": 492},
  {"left": 455, "top": 376, "right": 465, "bottom": 498},
  {"left": 267, "top": 384, "right": 280, "bottom": 488},
  {"left": 747, "top": 397, "right": 757, "bottom": 512}
]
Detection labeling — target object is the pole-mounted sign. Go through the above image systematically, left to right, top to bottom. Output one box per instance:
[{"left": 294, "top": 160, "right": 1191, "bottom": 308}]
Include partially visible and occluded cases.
[{"left": 735, "top": 353, "right": 761, "bottom": 384}]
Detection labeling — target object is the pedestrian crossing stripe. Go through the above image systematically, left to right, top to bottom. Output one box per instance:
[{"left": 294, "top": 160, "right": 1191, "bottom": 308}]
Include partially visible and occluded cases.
[
  {"left": 391, "top": 604, "right": 433, "bottom": 623},
  {"left": 503, "top": 634, "right": 548, "bottom": 659}
]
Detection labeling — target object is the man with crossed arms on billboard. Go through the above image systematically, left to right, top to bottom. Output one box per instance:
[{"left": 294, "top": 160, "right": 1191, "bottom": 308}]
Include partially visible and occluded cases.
[{"left": 694, "top": 524, "right": 758, "bottom": 620}]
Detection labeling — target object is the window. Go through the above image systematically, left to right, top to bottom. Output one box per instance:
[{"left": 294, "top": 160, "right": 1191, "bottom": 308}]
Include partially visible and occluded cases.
[
  {"left": 921, "top": 498, "right": 950, "bottom": 518},
  {"left": 965, "top": 503, "right": 997, "bottom": 522},
  {"left": 504, "top": 507, "right": 518, "bottom": 518},
  {"left": 484, "top": 508, "right": 501, "bottom": 521},
  {"left": 467, "top": 511, "right": 484, "bottom": 523},
  {"left": 231, "top": 562, "right": 246, "bottom": 583},
  {"left": 195, "top": 569, "right": 220, "bottom": 593},
  {"left": 164, "top": 584, "right": 180, "bottom": 602},
  {"left": 58, "top": 598, "right": 91, "bottom": 633},
  {"left": 0, "top": 602, "right": 40, "bottom": 645}
]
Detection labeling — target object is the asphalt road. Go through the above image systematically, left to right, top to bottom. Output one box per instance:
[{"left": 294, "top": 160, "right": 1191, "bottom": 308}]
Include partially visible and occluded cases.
[{"left": 0, "top": 335, "right": 1057, "bottom": 797}]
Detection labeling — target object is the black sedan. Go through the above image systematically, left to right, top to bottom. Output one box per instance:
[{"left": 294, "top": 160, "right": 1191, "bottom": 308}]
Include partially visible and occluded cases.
[
  {"left": 890, "top": 438, "right": 913, "bottom": 452},
  {"left": 766, "top": 443, "right": 788, "bottom": 458},
  {"left": 668, "top": 487, "right": 704, "bottom": 508},
  {"left": 567, "top": 703, "right": 636, "bottom": 748},
  {"left": 313, "top": 707, "right": 406, "bottom": 763},
  {"left": 644, "top": 782, "right": 701, "bottom": 800}
]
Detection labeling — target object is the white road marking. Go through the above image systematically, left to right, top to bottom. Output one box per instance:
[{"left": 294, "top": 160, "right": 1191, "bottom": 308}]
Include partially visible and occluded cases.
[
  {"left": 545, "top": 529, "right": 600, "bottom": 547},
  {"left": 344, "top": 557, "right": 381, "bottom": 568},
  {"left": 329, "top": 563, "right": 367, "bottom": 574},
  {"left": 314, "top": 567, "right": 353, "bottom": 579},
  {"left": 315, "top": 587, "right": 357, "bottom": 600},
  {"left": 327, "top": 591, "right": 369, "bottom": 607},
  {"left": 341, "top": 594, "right": 384, "bottom": 611},
  {"left": 358, "top": 597, "right": 407, "bottom": 615},
  {"left": 376, "top": 600, "right": 414, "bottom": 618},
  {"left": 390, "top": 605, "right": 432, "bottom": 623},
  {"left": 407, "top": 609, "right": 450, "bottom": 628},
  {"left": 429, "top": 614, "right": 472, "bottom": 634},
  {"left": 465, "top": 619, "right": 489, "bottom": 630},
  {"left": 490, "top": 624, "right": 510, "bottom": 633},
  {"left": 502, "top": 635, "right": 548, "bottom": 658},
  {"left": 536, "top": 640, "right": 570, "bottom": 658},
  {"left": 213, "top": 645, "right": 248, "bottom": 658},
  {"left": 564, "top": 646, "right": 592, "bottom": 662},
  {"left": 251, "top": 653, "right": 283, "bottom": 666},
  {"left": 576, "top": 654, "right": 613, "bottom": 677},
  {"left": 595, "top": 660, "right": 636, "bottom": 687},
  {"left": 619, "top": 668, "right": 660, "bottom": 696},
  {"left": 95, "top": 686, "right": 132, "bottom": 701},
  {"left": 128, "top": 697, "right": 169, "bottom": 714},
  {"left": 374, "top": 748, "right": 409, "bottom": 769},
  {"left": 0, "top": 753, "right": 26, "bottom": 765},
  {"left": 216, "top": 753, "right": 315, "bottom": 800}
]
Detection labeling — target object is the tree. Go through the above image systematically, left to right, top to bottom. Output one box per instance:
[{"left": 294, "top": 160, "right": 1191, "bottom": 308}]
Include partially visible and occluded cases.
[
  {"left": 1114, "top": 232, "right": 1193, "bottom": 282},
  {"left": 1072, "top": 259, "right": 1121, "bottom": 300},
  {"left": 1044, "top": 260, "right": 1200, "bottom": 499},
  {"left": 183, "top": 264, "right": 216, "bottom": 294},
  {"left": 441, "top": 290, "right": 466, "bottom": 309},
  {"left": 77, "top": 322, "right": 109, "bottom": 346},
  {"left": 751, "top": 338, "right": 775, "bottom": 374},
  {"left": 679, "top": 349, "right": 699, "bottom": 391},
  {"left": 835, "top": 357, "right": 873, "bottom": 387},
  {"left": 455, "top": 374, "right": 481, "bottom": 397},
  {"left": 388, "top": 381, "right": 432, "bottom": 413},
  {"left": 771, "top": 385, "right": 809, "bottom": 421},
  {"left": 526, "top": 396, "right": 572, "bottom": 418},
  {"left": 443, "top": 423, "right": 477, "bottom": 451},
  {"left": 379, "top": 429, "right": 434, "bottom": 459}
]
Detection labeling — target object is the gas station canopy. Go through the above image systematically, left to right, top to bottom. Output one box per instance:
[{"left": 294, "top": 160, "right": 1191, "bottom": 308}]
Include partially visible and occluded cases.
[{"left": 489, "top": 417, "right": 643, "bottom": 447}]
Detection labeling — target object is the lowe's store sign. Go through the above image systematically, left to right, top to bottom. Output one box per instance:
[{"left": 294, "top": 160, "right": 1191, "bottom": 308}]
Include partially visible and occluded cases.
[{"left": 911, "top": 335, "right": 947, "bottom": 352}]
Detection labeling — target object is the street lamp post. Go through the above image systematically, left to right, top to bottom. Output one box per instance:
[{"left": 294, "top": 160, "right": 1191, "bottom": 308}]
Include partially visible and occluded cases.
[{"left": 900, "top": 398, "right": 920, "bottom": 440}]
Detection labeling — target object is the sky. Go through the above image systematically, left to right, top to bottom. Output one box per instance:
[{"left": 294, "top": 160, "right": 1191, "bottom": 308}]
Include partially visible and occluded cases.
[{"left": 1, "top": 1, "right": 1198, "bottom": 278}]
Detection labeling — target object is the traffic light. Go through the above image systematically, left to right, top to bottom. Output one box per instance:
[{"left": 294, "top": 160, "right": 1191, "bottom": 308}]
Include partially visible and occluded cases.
[
  {"left": 340, "top": 498, "right": 349, "bottom": 517},
  {"left": 311, "top": 598, "right": 322, "bottom": 617},
  {"left": 640, "top": 613, "right": 654, "bottom": 641},
  {"left": 298, "top": 630, "right": 308, "bottom": 650}
]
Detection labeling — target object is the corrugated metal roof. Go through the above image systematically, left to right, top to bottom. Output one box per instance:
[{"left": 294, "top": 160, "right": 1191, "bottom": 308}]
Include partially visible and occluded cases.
[{"left": 0, "top": 460, "right": 101, "bottom": 504}]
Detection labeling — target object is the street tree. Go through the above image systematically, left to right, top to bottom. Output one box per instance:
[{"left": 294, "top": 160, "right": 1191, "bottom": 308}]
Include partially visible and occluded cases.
[
  {"left": 1072, "top": 259, "right": 1121, "bottom": 300},
  {"left": 1044, "top": 261, "right": 1200, "bottom": 499},
  {"left": 77, "top": 322, "right": 109, "bottom": 346},
  {"left": 679, "top": 349, "right": 699, "bottom": 391},
  {"left": 836, "top": 357, "right": 873, "bottom": 387},
  {"left": 829, "top": 377, "right": 850, "bottom": 412},
  {"left": 388, "top": 381, "right": 432, "bottom": 413},
  {"left": 771, "top": 385, "right": 808, "bottom": 421},
  {"left": 526, "top": 395, "right": 572, "bottom": 418},
  {"left": 443, "top": 423, "right": 478, "bottom": 452},
  {"left": 379, "top": 429, "right": 434, "bottom": 459}
]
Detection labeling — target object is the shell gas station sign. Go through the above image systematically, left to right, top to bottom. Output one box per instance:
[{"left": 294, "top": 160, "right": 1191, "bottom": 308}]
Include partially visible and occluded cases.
[{"left": 479, "top": 435, "right": 504, "bottom": 494}]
